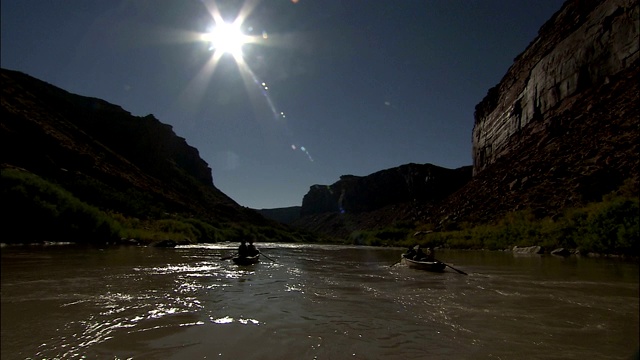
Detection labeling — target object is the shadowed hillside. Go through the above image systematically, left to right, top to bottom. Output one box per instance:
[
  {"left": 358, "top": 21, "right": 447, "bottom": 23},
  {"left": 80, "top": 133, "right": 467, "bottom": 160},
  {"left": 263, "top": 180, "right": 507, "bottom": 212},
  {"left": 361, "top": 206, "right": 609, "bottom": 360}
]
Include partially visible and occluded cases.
[{"left": 0, "top": 68, "right": 315, "bottom": 244}]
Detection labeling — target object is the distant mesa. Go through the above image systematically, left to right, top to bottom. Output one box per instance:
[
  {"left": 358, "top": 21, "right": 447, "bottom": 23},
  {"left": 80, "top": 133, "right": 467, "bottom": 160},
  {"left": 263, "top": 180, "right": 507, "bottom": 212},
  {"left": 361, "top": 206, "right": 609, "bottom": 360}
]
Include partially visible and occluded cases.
[
  {"left": 300, "top": 163, "right": 472, "bottom": 217},
  {"left": 256, "top": 206, "right": 301, "bottom": 224}
]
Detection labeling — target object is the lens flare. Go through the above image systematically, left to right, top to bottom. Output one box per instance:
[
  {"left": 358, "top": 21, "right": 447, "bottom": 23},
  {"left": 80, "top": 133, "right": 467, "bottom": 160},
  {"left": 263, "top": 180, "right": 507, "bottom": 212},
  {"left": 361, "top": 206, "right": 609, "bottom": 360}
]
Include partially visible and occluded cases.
[
  {"left": 191, "top": 0, "right": 314, "bottom": 163},
  {"left": 292, "top": 144, "right": 313, "bottom": 161}
]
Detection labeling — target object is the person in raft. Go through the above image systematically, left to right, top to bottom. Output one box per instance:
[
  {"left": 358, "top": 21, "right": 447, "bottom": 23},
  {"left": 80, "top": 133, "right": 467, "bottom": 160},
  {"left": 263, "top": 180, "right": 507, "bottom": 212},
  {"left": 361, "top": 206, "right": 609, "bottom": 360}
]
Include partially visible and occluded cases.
[
  {"left": 247, "top": 238, "right": 260, "bottom": 257},
  {"left": 238, "top": 240, "right": 249, "bottom": 258},
  {"left": 405, "top": 245, "right": 417, "bottom": 259},
  {"left": 408, "top": 245, "right": 435, "bottom": 262},
  {"left": 424, "top": 247, "right": 435, "bottom": 262}
]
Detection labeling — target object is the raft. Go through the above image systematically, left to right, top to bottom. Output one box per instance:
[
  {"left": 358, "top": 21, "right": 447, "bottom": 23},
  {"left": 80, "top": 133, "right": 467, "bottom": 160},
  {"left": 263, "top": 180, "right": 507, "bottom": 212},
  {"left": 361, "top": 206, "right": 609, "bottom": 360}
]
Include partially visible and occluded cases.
[
  {"left": 232, "top": 254, "right": 260, "bottom": 266},
  {"left": 400, "top": 255, "right": 446, "bottom": 272}
]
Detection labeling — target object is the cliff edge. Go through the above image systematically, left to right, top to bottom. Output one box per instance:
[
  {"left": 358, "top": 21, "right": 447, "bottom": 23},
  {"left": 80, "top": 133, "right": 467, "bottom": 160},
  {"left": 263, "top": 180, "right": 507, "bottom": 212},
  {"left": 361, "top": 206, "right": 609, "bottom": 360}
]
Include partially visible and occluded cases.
[{"left": 473, "top": 0, "right": 638, "bottom": 175}]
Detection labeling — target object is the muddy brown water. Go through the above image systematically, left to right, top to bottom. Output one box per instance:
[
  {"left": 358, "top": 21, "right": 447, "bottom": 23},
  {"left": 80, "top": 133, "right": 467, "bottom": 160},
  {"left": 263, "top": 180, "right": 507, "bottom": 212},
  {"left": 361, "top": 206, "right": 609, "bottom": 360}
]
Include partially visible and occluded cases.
[{"left": 1, "top": 243, "right": 638, "bottom": 359}]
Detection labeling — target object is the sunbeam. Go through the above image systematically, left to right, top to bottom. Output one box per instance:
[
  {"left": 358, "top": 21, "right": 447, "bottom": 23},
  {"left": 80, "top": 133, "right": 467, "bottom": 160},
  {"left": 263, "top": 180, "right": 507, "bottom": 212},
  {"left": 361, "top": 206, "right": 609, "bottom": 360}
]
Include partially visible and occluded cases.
[{"left": 192, "top": 1, "right": 315, "bottom": 162}]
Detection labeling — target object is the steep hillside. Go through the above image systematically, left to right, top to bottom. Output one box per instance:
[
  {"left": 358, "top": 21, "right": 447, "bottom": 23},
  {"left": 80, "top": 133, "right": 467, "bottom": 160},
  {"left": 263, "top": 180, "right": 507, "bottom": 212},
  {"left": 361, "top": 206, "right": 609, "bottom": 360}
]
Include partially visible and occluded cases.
[{"left": 0, "top": 68, "right": 304, "bottom": 243}]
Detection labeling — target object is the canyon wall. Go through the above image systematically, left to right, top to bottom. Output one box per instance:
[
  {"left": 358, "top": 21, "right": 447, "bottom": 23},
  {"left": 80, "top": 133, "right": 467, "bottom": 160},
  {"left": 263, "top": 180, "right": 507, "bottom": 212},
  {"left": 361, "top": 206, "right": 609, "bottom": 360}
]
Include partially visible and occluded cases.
[
  {"left": 293, "top": 0, "right": 638, "bottom": 238},
  {"left": 473, "top": 0, "right": 638, "bottom": 175}
]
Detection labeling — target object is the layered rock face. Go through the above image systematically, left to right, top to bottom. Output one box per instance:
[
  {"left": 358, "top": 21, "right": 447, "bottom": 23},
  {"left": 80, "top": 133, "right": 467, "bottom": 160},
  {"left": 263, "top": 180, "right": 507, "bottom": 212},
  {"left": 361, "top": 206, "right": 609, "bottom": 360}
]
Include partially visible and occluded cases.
[
  {"left": 473, "top": 0, "right": 638, "bottom": 175},
  {"left": 436, "top": 63, "right": 638, "bottom": 227},
  {"left": 300, "top": 164, "right": 472, "bottom": 217}
]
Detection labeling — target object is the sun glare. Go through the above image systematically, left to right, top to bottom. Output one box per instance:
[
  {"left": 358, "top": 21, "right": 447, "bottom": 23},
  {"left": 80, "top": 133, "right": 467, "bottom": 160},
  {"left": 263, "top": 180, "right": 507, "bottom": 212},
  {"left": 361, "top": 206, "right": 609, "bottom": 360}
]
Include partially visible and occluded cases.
[{"left": 202, "top": 22, "right": 247, "bottom": 59}]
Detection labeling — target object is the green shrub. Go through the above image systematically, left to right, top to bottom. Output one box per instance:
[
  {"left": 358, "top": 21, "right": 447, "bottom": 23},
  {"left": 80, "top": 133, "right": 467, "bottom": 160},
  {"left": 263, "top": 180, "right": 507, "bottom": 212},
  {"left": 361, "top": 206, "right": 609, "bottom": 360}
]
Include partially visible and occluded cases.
[
  {"left": 1, "top": 169, "right": 122, "bottom": 243},
  {"left": 400, "top": 195, "right": 638, "bottom": 257},
  {"left": 580, "top": 199, "right": 639, "bottom": 254},
  {"left": 184, "top": 218, "right": 219, "bottom": 242}
]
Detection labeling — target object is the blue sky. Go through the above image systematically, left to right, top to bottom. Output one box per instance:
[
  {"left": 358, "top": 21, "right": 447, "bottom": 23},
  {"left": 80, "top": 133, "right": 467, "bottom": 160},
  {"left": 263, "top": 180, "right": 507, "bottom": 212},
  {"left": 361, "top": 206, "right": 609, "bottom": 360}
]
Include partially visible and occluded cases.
[{"left": 1, "top": 0, "right": 565, "bottom": 209}]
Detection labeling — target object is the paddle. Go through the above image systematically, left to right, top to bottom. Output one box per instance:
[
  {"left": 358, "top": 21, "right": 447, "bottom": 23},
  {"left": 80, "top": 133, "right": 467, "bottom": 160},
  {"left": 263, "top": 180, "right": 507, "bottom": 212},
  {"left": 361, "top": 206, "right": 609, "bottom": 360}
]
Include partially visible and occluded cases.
[
  {"left": 259, "top": 251, "right": 276, "bottom": 263},
  {"left": 220, "top": 254, "right": 236, "bottom": 261},
  {"left": 389, "top": 258, "right": 402, "bottom": 267},
  {"left": 436, "top": 259, "right": 468, "bottom": 275}
]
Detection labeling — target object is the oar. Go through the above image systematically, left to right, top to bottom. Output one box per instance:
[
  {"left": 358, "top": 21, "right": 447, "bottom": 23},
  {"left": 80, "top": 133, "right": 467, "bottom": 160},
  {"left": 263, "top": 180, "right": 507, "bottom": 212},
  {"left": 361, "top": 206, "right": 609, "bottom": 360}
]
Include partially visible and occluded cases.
[
  {"left": 259, "top": 251, "right": 276, "bottom": 263},
  {"left": 220, "top": 254, "right": 236, "bottom": 261},
  {"left": 389, "top": 258, "right": 402, "bottom": 267},
  {"left": 436, "top": 259, "right": 468, "bottom": 275}
]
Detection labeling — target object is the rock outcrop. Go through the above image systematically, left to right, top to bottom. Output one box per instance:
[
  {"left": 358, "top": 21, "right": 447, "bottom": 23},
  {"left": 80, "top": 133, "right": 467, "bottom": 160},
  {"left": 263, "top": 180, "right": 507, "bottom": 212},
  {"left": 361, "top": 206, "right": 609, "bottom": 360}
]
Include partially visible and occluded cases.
[
  {"left": 473, "top": 0, "right": 638, "bottom": 175},
  {"left": 512, "top": 246, "right": 544, "bottom": 254}
]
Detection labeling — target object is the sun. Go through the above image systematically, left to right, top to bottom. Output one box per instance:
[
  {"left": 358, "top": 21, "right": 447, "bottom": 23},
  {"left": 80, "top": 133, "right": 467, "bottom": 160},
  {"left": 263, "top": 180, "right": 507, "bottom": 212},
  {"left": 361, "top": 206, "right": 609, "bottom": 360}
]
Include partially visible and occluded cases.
[{"left": 201, "top": 22, "right": 248, "bottom": 59}]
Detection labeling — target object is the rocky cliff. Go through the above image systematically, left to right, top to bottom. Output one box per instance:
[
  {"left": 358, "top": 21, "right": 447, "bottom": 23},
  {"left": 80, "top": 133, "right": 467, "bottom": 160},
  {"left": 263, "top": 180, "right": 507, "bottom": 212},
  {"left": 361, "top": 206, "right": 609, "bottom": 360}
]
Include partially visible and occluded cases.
[
  {"left": 292, "top": 0, "right": 639, "bottom": 239},
  {"left": 473, "top": 0, "right": 638, "bottom": 175},
  {"left": 435, "top": 62, "right": 638, "bottom": 227}
]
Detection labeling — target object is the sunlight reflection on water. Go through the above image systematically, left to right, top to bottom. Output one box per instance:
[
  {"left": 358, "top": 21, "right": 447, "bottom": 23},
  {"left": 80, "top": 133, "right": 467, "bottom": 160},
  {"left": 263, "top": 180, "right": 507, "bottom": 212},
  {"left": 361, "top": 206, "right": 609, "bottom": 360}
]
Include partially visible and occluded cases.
[{"left": 211, "top": 316, "right": 260, "bottom": 325}]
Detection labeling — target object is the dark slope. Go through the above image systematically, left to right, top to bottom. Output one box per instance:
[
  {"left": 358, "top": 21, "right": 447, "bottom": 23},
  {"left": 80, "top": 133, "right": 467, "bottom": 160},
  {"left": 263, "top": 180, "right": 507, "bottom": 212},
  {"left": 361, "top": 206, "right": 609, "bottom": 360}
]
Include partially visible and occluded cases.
[{"left": 1, "top": 68, "right": 302, "bottom": 242}]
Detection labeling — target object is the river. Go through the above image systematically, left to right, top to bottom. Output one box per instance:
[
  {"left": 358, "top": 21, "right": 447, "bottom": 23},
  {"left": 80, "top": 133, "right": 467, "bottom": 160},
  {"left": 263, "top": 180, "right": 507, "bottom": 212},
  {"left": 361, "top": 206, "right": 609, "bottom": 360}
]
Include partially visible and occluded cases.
[{"left": 1, "top": 243, "right": 638, "bottom": 359}]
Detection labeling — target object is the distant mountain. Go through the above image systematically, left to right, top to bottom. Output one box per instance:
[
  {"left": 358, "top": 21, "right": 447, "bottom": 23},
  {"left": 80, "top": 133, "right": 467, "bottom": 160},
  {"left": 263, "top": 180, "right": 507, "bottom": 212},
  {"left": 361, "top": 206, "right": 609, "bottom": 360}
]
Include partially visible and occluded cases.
[
  {"left": 0, "top": 68, "right": 310, "bottom": 244},
  {"left": 291, "top": 164, "right": 472, "bottom": 238},
  {"left": 300, "top": 164, "right": 472, "bottom": 217},
  {"left": 255, "top": 206, "right": 301, "bottom": 224}
]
